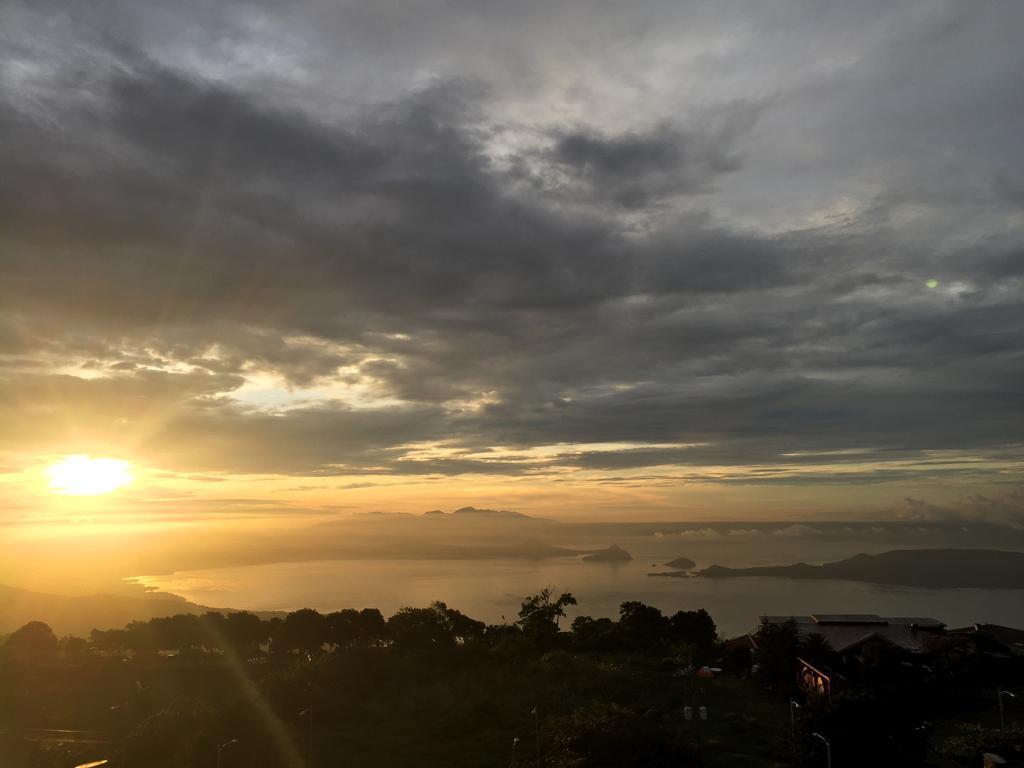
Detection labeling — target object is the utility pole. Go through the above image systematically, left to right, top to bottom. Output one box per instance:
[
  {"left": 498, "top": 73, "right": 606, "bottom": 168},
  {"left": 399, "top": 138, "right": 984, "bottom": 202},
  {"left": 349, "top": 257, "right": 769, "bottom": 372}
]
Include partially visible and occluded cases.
[
  {"left": 689, "top": 669, "right": 703, "bottom": 766},
  {"left": 998, "top": 689, "right": 1016, "bottom": 732},
  {"left": 789, "top": 699, "right": 801, "bottom": 759},
  {"left": 299, "top": 706, "right": 314, "bottom": 768},
  {"left": 531, "top": 706, "right": 540, "bottom": 767},
  {"left": 812, "top": 732, "right": 831, "bottom": 768}
]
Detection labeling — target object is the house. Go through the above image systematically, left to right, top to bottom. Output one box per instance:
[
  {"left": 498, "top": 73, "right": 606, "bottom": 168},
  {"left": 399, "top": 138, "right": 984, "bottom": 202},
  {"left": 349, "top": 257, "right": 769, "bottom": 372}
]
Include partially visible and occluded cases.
[
  {"left": 751, "top": 614, "right": 946, "bottom": 699},
  {"left": 756, "top": 614, "right": 945, "bottom": 655},
  {"left": 946, "top": 623, "right": 1024, "bottom": 659}
]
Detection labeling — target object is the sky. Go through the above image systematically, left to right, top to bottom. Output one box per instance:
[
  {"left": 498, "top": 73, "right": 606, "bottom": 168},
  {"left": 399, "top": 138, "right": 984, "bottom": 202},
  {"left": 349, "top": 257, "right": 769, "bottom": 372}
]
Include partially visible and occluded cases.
[{"left": 1, "top": 0, "right": 1022, "bottom": 529}]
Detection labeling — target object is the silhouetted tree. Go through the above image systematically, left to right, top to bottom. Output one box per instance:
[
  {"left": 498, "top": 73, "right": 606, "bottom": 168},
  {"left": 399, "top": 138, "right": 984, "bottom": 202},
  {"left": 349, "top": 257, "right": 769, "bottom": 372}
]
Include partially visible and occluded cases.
[
  {"left": 517, "top": 589, "right": 577, "bottom": 640},
  {"left": 387, "top": 602, "right": 484, "bottom": 650},
  {"left": 619, "top": 602, "right": 672, "bottom": 651},
  {"left": 326, "top": 608, "right": 385, "bottom": 648},
  {"left": 277, "top": 609, "right": 327, "bottom": 657},
  {"left": 669, "top": 609, "right": 717, "bottom": 660},
  {"left": 223, "top": 611, "right": 269, "bottom": 653},
  {"left": 571, "top": 616, "right": 621, "bottom": 652},
  {"left": 754, "top": 618, "right": 800, "bottom": 693},
  {"left": 3, "top": 621, "right": 58, "bottom": 663},
  {"left": 89, "top": 626, "right": 130, "bottom": 654},
  {"left": 799, "top": 632, "right": 835, "bottom": 668},
  {"left": 58, "top": 634, "right": 89, "bottom": 659},
  {"left": 119, "top": 698, "right": 219, "bottom": 768}
]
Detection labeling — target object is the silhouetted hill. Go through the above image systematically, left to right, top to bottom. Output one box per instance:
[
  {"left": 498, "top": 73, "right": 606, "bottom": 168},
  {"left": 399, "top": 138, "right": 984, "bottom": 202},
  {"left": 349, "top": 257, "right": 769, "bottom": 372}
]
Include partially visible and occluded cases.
[
  {"left": 449, "top": 506, "right": 552, "bottom": 521},
  {"left": 582, "top": 544, "right": 633, "bottom": 562},
  {"left": 696, "top": 548, "right": 1024, "bottom": 589},
  {"left": 664, "top": 557, "right": 696, "bottom": 569},
  {"left": 0, "top": 584, "right": 282, "bottom": 637}
]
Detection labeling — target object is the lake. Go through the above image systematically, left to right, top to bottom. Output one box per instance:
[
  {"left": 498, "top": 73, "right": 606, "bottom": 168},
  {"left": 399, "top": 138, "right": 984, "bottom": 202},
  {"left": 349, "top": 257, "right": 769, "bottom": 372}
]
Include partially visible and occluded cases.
[{"left": 134, "top": 529, "right": 1024, "bottom": 637}]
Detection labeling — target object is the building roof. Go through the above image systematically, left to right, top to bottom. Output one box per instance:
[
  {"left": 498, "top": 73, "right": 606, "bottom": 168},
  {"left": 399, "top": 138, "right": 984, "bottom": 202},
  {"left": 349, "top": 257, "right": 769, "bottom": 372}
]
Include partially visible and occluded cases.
[
  {"left": 757, "top": 614, "right": 945, "bottom": 653},
  {"left": 947, "top": 623, "right": 1024, "bottom": 652}
]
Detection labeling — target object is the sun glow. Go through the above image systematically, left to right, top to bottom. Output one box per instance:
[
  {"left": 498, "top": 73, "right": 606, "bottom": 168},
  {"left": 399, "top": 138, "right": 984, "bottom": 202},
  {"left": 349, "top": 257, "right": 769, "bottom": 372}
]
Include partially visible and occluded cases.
[{"left": 46, "top": 455, "right": 134, "bottom": 496}]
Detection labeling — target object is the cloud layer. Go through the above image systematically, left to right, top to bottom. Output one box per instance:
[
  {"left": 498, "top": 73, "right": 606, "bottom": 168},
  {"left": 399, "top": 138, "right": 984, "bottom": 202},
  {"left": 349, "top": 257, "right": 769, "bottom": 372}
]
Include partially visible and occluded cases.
[{"left": 1, "top": 0, "right": 1022, "bottom": 511}]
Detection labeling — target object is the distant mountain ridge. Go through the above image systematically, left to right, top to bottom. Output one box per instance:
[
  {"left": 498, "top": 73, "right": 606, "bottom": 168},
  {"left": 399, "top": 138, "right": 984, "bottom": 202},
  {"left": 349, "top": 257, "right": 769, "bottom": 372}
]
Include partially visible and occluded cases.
[
  {"left": 434, "top": 506, "right": 553, "bottom": 522},
  {"left": 696, "top": 548, "right": 1024, "bottom": 589}
]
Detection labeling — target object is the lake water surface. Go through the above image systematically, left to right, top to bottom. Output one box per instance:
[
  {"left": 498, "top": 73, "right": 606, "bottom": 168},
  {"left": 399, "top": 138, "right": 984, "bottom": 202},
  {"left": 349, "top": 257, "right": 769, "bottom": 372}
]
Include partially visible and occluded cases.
[{"left": 135, "top": 542, "right": 1024, "bottom": 638}]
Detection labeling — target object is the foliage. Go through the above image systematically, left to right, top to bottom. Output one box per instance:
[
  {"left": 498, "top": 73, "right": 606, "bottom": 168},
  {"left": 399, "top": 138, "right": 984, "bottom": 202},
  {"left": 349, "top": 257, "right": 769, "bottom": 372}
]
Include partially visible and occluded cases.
[
  {"left": 517, "top": 589, "right": 577, "bottom": 640},
  {"left": 3, "top": 593, "right": 1017, "bottom": 768},
  {"left": 387, "top": 601, "right": 485, "bottom": 650},
  {"left": 619, "top": 601, "right": 672, "bottom": 650},
  {"left": 276, "top": 607, "right": 328, "bottom": 657},
  {"left": 325, "top": 608, "right": 385, "bottom": 648},
  {"left": 669, "top": 609, "right": 718, "bottom": 661},
  {"left": 571, "top": 616, "right": 621, "bottom": 652},
  {"left": 754, "top": 618, "right": 799, "bottom": 692},
  {"left": 1, "top": 621, "right": 57, "bottom": 663},
  {"left": 798, "top": 632, "right": 835, "bottom": 667},
  {"left": 547, "top": 703, "right": 695, "bottom": 767},
  {"left": 937, "top": 723, "right": 1024, "bottom": 765}
]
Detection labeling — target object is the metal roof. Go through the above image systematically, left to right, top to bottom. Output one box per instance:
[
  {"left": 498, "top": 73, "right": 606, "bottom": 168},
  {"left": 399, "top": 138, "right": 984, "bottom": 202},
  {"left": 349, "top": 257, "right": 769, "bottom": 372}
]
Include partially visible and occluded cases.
[
  {"left": 756, "top": 614, "right": 945, "bottom": 653},
  {"left": 811, "top": 614, "right": 887, "bottom": 625}
]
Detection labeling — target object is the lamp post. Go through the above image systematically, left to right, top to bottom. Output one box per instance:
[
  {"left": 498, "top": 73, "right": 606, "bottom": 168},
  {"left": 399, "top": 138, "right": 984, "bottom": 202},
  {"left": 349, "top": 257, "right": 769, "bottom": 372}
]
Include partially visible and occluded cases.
[
  {"left": 997, "top": 689, "right": 1016, "bottom": 732},
  {"left": 789, "top": 699, "right": 801, "bottom": 756},
  {"left": 298, "top": 706, "right": 314, "bottom": 768},
  {"left": 531, "top": 706, "right": 540, "bottom": 767},
  {"left": 812, "top": 732, "right": 831, "bottom": 768},
  {"left": 216, "top": 739, "right": 238, "bottom": 768}
]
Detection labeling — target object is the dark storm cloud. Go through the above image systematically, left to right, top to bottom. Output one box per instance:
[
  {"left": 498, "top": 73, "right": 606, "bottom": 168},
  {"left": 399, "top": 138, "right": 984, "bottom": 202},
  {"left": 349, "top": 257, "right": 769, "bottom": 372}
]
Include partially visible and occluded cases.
[
  {"left": 1, "top": 0, "right": 1023, "bottom": 491},
  {"left": 545, "top": 106, "right": 758, "bottom": 208}
]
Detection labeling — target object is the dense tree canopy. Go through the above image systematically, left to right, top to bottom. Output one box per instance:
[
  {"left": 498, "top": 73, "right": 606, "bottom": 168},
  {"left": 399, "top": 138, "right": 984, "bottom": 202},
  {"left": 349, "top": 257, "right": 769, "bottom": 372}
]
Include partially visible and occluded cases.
[{"left": 2, "top": 594, "right": 1021, "bottom": 767}]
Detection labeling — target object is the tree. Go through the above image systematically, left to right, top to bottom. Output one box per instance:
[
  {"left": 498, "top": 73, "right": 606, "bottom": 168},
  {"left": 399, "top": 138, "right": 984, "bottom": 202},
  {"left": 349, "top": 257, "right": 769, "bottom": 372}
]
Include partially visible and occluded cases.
[
  {"left": 517, "top": 589, "right": 577, "bottom": 640},
  {"left": 387, "top": 602, "right": 484, "bottom": 650},
  {"left": 618, "top": 602, "right": 671, "bottom": 651},
  {"left": 326, "top": 608, "right": 385, "bottom": 649},
  {"left": 276, "top": 609, "right": 327, "bottom": 657},
  {"left": 669, "top": 609, "right": 717, "bottom": 660},
  {"left": 223, "top": 611, "right": 269, "bottom": 653},
  {"left": 571, "top": 616, "right": 621, "bottom": 652},
  {"left": 754, "top": 618, "right": 800, "bottom": 692},
  {"left": 2, "top": 621, "right": 58, "bottom": 662},
  {"left": 799, "top": 632, "right": 835, "bottom": 667},
  {"left": 59, "top": 634, "right": 90, "bottom": 659},
  {"left": 119, "top": 698, "right": 220, "bottom": 768}
]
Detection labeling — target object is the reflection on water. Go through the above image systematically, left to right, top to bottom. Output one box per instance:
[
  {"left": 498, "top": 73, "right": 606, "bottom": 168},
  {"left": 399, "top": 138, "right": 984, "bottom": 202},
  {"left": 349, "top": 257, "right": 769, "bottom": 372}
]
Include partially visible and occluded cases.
[{"left": 135, "top": 555, "right": 1024, "bottom": 637}]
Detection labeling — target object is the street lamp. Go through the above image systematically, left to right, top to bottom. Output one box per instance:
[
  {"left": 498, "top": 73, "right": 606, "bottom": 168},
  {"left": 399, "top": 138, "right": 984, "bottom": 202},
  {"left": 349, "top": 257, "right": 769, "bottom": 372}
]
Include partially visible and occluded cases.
[
  {"left": 998, "top": 689, "right": 1016, "bottom": 732},
  {"left": 789, "top": 700, "right": 801, "bottom": 755},
  {"left": 299, "top": 706, "right": 314, "bottom": 767},
  {"left": 531, "top": 706, "right": 540, "bottom": 768},
  {"left": 812, "top": 732, "right": 832, "bottom": 768},
  {"left": 216, "top": 738, "right": 239, "bottom": 768}
]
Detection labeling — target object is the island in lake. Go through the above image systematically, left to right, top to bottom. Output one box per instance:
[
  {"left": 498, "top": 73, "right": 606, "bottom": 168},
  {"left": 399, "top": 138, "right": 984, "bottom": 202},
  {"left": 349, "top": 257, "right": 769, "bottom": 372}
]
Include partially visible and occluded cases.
[
  {"left": 582, "top": 544, "right": 633, "bottom": 562},
  {"left": 687, "top": 548, "right": 1024, "bottom": 589},
  {"left": 664, "top": 556, "right": 696, "bottom": 569}
]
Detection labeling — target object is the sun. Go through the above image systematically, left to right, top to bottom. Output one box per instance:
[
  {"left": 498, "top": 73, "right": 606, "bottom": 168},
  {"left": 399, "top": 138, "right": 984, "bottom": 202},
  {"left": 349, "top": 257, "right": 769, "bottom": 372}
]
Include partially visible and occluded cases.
[{"left": 46, "top": 455, "right": 134, "bottom": 496}]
